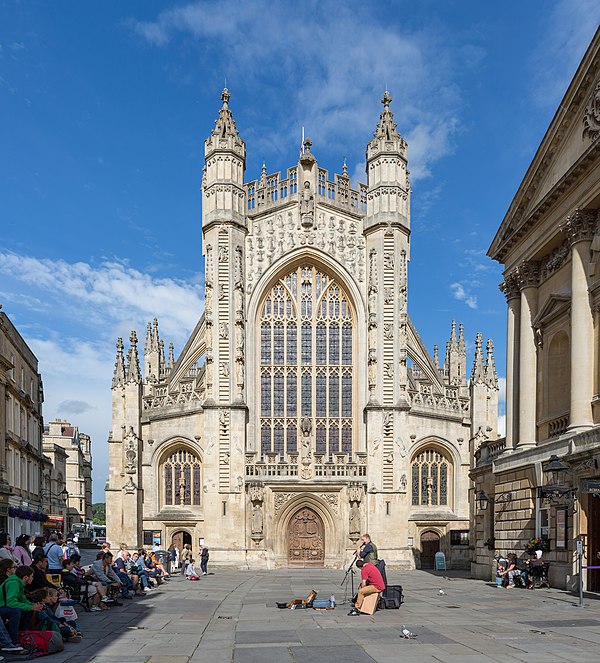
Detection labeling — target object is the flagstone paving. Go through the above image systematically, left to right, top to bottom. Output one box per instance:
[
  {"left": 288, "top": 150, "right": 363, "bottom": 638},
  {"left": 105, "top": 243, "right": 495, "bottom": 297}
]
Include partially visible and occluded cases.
[{"left": 34, "top": 566, "right": 600, "bottom": 662}]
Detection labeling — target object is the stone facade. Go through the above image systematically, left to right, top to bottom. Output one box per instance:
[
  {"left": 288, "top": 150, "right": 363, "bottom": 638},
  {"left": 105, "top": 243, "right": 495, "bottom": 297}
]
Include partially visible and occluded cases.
[
  {"left": 475, "top": 30, "right": 600, "bottom": 590},
  {"left": 106, "top": 91, "right": 498, "bottom": 569},
  {"left": 0, "top": 309, "right": 47, "bottom": 537},
  {"left": 43, "top": 419, "right": 94, "bottom": 530}
]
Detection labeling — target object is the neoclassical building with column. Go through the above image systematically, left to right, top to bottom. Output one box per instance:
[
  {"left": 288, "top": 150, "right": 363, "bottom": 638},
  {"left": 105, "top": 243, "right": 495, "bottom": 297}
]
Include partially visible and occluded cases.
[{"left": 473, "top": 29, "right": 600, "bottom": 590}]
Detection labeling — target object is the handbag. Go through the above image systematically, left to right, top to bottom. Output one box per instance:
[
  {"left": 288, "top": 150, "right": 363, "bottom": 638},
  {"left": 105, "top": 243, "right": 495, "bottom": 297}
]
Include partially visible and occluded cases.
[{"left": 55, "top": 603, "right": 78, "bottom": 621}]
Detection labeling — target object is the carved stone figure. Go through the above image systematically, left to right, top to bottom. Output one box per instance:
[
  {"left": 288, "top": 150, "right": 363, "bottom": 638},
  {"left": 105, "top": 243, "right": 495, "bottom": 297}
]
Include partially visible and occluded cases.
[
  {"left": 300, "top": 181, "right": 314, "bottom": 228},
  {"left": 218, "top": 245, "right": 229, "bottom": 263},
  {"left": 219, "top": 322, "right": 229, "bottom": 339},
  {"left": 178, "top": 476, "right": 186, "bottom": 505},
  {"left": 349, "top": 502, "right": 361, "bottom": 536},
  {"left": 252, "top": 504, "right": 263, "bottom": 534}
]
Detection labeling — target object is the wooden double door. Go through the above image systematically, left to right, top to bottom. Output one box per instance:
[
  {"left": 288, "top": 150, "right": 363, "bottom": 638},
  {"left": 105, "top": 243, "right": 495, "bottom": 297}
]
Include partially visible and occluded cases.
[
  {"left": 287, "top": 507, "right": 325, "bottom": 567},
  {"left": 171, "top": 530, "right": 192, "bottom": 552},
  {"left": 420, "top": 530, "right": 440, "bottom": 569}
]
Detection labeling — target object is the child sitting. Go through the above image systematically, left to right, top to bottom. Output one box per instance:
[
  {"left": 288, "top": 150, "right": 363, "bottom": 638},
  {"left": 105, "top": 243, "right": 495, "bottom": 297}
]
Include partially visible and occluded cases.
[{"left": 185, "top": 559, "right": 199, "bottom": 580}]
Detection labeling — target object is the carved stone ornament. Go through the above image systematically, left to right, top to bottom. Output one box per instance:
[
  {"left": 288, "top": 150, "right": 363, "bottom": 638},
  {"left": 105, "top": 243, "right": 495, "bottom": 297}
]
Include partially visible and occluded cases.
[
  {"left": 583, "top": 80, "right": 600, "bottom": 142},
  {"left": 560, "top": 208, "right": 598, "bottom": 246},
  {"left": 539, "top": 240, "right": 569, "bottom": 281},
  {"left": 218, "top": 245, "right": 229, "bottom": 263},
  {"left": 516, "top": 260, "right": 540, "bottom": 290},
  {"left": 499, "top": 270, "right": 520, "bottom": 302},
  {"left": 399, "top": 474, "right": 408, "bottom": 492},
  {"left": 123, "top": 476, "right": 136, "bottom": 494},
  {"left": 248, "top": 482, "right": 264, "bottom": 503},
  {"left": 348, "top": 483, "right": 363, "bottom": 503},
  {"left": 274, "top": 492, "right": 293, "bottom": 514},
  {"left": 318, "top": 492, "right": 339, "bottom": 515},
  {"left": 251, "top": 504, "right": 263, "bottom": 534}
]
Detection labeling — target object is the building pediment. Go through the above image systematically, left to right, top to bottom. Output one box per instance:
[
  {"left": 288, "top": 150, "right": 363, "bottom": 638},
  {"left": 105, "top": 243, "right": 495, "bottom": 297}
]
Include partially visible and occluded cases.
[
  {"left": 489, "top": 28, "right": 600, "bottom": 263},
  {"left": 533, "top": 294, "right": 570, "bottom": 328}
]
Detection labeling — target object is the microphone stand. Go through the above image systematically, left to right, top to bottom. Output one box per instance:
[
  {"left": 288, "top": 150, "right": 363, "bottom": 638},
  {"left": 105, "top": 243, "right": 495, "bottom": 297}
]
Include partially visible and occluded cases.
[{"left": 340, "top": 551, "right": 358, "bottom": 605}]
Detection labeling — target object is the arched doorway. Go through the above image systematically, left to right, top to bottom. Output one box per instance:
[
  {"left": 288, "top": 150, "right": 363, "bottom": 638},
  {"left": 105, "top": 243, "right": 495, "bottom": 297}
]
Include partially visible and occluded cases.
[
  {"left": 287, "top": 507, "right": 325, "bottom": 567},
  {"left": 171, "top": 530, "right": 192, "bottom": 552},
  {"left": 420, "top": 530, "right": 440, "bottom": 569}
]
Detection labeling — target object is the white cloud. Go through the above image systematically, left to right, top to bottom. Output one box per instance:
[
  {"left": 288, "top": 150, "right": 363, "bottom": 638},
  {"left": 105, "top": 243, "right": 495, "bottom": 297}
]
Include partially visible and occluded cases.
[
  {"left": 531, "top": 0, "right": 600, "bottom": 108},
  {"left": 129, "top": 1, "right": 471, "bottom": 181},
  {"left": 0, "top": 253, "right": 203, "bottom": 347},
  {"left": 450, "top": 282, "right": 478, "bottom": 309},
  {"left": 497, "top": 377, "right": 506, "bottom": 408},
  {"left": 497, "top": 414, "right": 506, "bottom": 437}
]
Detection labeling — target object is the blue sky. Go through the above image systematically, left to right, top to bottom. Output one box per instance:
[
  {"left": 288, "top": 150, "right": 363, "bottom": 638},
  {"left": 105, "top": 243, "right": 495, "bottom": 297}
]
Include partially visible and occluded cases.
[{"left": 1, "top": 1, "right": 599, "bottom": 501}]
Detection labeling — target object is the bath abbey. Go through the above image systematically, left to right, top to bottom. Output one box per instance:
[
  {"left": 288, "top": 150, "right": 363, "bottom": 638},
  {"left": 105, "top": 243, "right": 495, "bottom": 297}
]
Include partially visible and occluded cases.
[{"left": 106, "top": 90, "right": 499, "bottom": 569}]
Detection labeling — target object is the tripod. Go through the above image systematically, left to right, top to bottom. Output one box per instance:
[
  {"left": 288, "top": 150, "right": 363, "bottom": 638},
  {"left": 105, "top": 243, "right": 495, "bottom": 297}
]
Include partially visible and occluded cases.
[{"left": 340, "top": 552, "right": 358, "bottom": 605}]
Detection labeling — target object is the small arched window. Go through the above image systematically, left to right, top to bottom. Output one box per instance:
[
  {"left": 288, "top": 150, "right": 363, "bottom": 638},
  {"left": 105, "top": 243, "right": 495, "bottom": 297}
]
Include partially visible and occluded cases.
[
  {"left": 411, "top": 447, "right": 451, "bottom": 507},
  {"left": 163, "top": 448, "right": 202, "bottom": 507}
]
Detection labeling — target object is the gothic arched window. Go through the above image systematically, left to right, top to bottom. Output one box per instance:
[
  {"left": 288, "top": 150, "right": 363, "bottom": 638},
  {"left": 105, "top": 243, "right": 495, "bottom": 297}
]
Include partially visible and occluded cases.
[
  {"left": 259, "top": 265, "right": 354, "bottom": 458},
  {"left": 411, "top": 447, "right": 451, "bottom": 507},
  {"left": 163, "top": 448, "right": 202, "bottom": 507}
]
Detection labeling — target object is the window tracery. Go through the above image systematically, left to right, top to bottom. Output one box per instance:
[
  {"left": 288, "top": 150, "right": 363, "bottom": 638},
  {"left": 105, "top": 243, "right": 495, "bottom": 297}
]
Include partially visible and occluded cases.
[
  {"left": 259, "top": 265, "right": 354, "bottom": 457},
  {"left": 411, "top": 447, "right": 450, "bottom": 507},
  {"left": 163, "top": 448, "right": 202, "bottom": 507}
]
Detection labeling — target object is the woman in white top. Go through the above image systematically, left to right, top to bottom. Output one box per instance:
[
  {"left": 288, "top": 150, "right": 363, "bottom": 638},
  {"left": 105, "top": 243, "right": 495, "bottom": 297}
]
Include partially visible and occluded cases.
[{"left": 0, "top": 533, "right": 17, "bottom": 563}]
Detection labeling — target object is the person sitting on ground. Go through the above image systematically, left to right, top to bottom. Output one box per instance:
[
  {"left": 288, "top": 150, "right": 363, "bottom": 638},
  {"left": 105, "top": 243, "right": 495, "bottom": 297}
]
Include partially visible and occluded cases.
[
  {"left": 43, "top": 534, "right": 64, "bottom": 574},
  {"left": 0, "top": 535, "right": 17, "bottom": 565},
  {"left": 12, "top": 535, "right": 32, "bottom": 567},
  {"left": 30, "top": 536, "right": 45, "bottom": 561},
  {"left": 200, "top": 547, "right": 209, "bottom": 576},
  {"left": 151, "top": 552, "right": 170, "bottom": 579},
  {"left": 90, "top": 553, "right": 123, "bottom": 605},
  {"left": 495, "top": 556, "right": 508, "bottom": 587},
  {"left": 61, "top": 557, "right": 105, "bottom": 611},
  {"left": 185, "top": 559, "right": 199, "bottom": 580},
  {"left": 348, "top": 559, "right": 386, "bottom": 616},
  {"left": 0, "top": 560, "right": 26, "bottom": 653},
  {"left": 0, "top": 565, "right": 44, "bottom": 630},
  {"left": 28, "top": 588, "right": 81, "bottom": 643}
]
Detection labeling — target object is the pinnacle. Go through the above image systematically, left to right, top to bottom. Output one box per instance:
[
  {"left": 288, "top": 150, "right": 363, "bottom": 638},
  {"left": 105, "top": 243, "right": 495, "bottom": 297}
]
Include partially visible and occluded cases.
[{"left": 212, "top": 87, "right": 239, "bottom": 138}]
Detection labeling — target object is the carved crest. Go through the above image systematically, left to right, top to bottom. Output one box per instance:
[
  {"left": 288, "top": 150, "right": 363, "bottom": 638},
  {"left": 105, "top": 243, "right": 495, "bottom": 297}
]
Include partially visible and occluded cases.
[{"left": 583, "top": 80, "right": 600, "bottom": 142}]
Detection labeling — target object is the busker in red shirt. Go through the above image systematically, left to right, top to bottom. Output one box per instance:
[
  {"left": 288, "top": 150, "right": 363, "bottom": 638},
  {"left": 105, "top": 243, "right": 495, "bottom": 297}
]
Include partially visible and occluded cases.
[{"left": 348, "top": 559, "right": 386, "bottom": 616}]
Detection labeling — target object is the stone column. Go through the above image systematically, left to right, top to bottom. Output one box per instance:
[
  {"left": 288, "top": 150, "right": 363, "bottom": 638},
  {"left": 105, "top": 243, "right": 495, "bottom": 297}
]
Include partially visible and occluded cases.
[
  {"left": 561, "top": 209, "right": 597, "bottom": 432},
  {"left": 516, "top": 261, "right": 539, "bottom": 448},
  {"left": 500, "top": 271, "right": 521, "bottom": 450}
]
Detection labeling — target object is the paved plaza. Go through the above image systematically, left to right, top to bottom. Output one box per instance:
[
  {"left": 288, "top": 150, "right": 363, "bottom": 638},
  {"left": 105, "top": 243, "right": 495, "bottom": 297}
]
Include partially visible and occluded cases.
[{"left": 32, "top": 566, "right": 600, "bottom": 663}]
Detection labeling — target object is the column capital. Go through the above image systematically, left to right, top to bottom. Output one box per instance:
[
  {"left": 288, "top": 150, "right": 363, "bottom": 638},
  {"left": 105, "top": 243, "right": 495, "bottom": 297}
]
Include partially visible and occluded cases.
[
  {"left": 560, "top": 208, "right": 598, "bottom": 245},
  {"left": 516, "top": 260, "right": 540, "bottom": 290},
  {"left": 499, "top": 269, "right": 520, "bottom": 301}
]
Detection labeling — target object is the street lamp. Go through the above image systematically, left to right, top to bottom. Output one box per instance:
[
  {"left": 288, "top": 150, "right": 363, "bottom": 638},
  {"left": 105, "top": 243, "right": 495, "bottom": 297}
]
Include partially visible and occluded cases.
[{"left": 476, "top": 490, "right": 512, "bottom": 511}]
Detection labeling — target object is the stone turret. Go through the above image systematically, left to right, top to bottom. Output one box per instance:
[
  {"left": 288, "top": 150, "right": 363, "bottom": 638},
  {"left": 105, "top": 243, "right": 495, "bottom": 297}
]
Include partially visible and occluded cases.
[{"left": 470, "top": 333, "right": 499, "bottom": 445}]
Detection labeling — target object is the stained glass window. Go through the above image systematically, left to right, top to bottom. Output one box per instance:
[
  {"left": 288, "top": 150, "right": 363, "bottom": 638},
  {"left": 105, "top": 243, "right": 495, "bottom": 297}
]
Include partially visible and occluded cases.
[
  {"left": 258, "top": 266, "right": 354, "bottom": 457},
  {"left": 411, "top": 448, "right": 451, "bottom": 507},
  {"left": 163, "top": 449, "right": 202, "bottom": 507}
]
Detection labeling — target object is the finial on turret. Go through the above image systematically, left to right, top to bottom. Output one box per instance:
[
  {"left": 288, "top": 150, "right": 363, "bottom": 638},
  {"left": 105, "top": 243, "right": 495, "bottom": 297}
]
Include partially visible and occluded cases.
[
  {"left": 212, "top": 87, "right": 239, "bottom": 138},
  {"left": 221, "top": 87, "right": 230, "bottom": 106},
  {"left": 382, "top": 90, "right": 392, "bottom": 108},
  {"left": 303, "top": 137, "right": 312, "bottom": 153},
  {"left": 342, "top": 156, "right": 348, "bottom": 178},
  {"left": 450, "top": 320, "right": 457, "bottom": 346},
  {"left": 458, "top": 322, "right": 466, "bottom": 354},
  {"left": 127, "top": 331, "right": 141, "bottom": 384},
  {"left": 470, "top": 332, "right": 485, "bottom": 383},
  {"left": 112, "top": 337, "right": 126, "bottom": 388},
  {"left": 484, "top": 338, "right": 498, "bottom": 388},
  {"left": 433, "top": 344, "right": 439, "bottom": 369}
]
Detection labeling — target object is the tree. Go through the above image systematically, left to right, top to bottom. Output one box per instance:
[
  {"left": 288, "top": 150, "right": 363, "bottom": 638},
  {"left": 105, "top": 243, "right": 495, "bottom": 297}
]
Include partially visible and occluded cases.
[{"left": 92, "top": 503, "right": 106, "bottom": 525}]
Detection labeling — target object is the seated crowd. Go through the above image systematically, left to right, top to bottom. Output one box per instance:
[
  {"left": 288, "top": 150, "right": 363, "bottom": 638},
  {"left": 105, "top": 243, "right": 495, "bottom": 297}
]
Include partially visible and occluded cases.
[
  {"left": 0, "top": 531, "right": 172, "bottom": 655},
  {"left": 496, "top": 550, "right": 549, "bottom": 589}
]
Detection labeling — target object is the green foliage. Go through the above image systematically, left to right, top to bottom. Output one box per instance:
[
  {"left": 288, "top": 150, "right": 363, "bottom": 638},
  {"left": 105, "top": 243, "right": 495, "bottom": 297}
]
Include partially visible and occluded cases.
[{"left": 92, "top": 503, "right": 106, "bottom": 525}]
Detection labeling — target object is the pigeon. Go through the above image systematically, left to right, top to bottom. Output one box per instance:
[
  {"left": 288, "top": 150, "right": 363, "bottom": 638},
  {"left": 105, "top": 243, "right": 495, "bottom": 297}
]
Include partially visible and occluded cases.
[
  {"left": 438, "top": 589, "right": 447, "bottom": 595},
  {"left": 400, "top": 625, "right": 417, "bottom": 639}
]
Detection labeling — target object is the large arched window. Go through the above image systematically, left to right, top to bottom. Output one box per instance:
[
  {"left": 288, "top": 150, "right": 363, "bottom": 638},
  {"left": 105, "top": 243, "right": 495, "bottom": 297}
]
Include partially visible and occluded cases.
[
  {"left": 259, "top": 265, "right": 354, "bottom": 458},
  {"left": 411, "top": 447, "right": 451, "bottom": 507},
  {"left": 163, "top": 448, "right": 202, "bottom": 507}
]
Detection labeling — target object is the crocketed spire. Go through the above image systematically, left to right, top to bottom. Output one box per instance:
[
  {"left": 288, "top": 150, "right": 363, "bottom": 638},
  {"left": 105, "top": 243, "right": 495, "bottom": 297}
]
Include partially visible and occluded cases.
[
  {"left": 212, "top": 88, "right": 239, "bottom": 138},
  {"left": 373, "top": 91, "right": 401, "bottom": 141},
  {"left": 126, "top": 331, "right": 141, "bottom": 384},
  {"left": 471, "top": 332, "right": 485, "bottom": 383},
  {"left": 112, "top": 337, "right": 126, "bottom": 388},
  {"left": 484, "top": 338, "right": 498, "bottom": 388},
  {"left": 168, "top": 342, "right": 175, "bottom": 371}
]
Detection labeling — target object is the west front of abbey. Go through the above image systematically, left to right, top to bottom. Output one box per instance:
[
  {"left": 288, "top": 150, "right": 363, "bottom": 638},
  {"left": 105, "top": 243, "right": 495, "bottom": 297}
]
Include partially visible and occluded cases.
[{"left": 106, "top": 90, "right": 498, "bottom": 569}]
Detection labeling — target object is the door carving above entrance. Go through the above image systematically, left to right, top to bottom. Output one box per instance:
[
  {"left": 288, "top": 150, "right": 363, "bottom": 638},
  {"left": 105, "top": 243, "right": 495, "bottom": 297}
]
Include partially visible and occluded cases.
[{"left": 287, "top": 507, "right": 325, "bottom": 567}]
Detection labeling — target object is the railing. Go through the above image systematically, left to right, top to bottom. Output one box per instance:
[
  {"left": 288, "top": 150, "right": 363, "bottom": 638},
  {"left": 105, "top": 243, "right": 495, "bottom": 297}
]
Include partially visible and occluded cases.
[
  {"left": 548, "top": 415, "right": 569, "bottom": 438},
  {"left": 475, "top": 437, "right": 507, "bottom": 466},
  {"left": 245, "top": 451, "right": 368, "bottom": 479}
]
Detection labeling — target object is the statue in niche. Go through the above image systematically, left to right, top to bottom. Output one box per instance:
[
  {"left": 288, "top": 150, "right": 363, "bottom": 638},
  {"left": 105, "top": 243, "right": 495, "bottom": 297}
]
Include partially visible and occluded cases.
[
  {"left": 300, "top": 181, "right": 315, "bottom": 229},
  {"left": 218, "top": 245, "right": 229, "bottom": 263},
  {"left": 219, "top": 322, "right": 229, "bottom": 339},
  {"left": 178, "top": 476, "right": 186, "bottom": 505},
  {"left": 349, "top": 502, "right": 361, "bottom": 537},
  {"left": 252, "top": 504, "right": 263, "bottom": 534}
]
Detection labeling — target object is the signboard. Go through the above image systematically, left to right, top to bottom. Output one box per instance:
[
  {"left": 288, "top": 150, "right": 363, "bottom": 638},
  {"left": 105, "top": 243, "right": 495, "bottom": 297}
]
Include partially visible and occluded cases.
[
  {"left": 583, "top": 480, "right": 600, "bottom": 494},
  {"left": 44, "top": 515, "right": 64, "bottom": 533},
  {"left": 152, "top": 531, "right": 162, "bottom": 548},
  {"left": 434, "top": 551, "right": 446, "bottom": 571}
]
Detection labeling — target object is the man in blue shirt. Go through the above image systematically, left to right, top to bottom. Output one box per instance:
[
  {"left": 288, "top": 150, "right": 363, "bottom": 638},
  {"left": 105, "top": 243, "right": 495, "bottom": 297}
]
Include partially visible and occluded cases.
[{"left": 43, "top": 533, "right": 64, "bottom": 574}]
